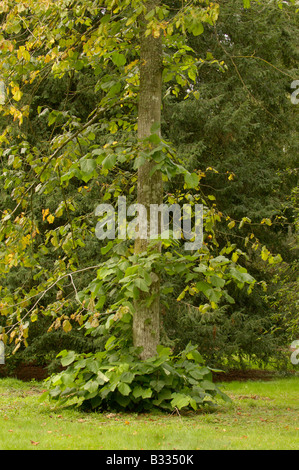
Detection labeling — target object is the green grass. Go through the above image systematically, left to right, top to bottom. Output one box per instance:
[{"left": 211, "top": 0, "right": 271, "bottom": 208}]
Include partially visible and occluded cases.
[{"left": 0, "top": 376, "right": 298, "bottom": 450}]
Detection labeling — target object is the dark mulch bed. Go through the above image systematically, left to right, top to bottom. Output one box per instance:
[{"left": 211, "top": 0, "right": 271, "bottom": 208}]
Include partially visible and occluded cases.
[
  {"left": 0, "top": 362, "right": 280, "bottom": 383},
  {"left": 0, "top": 363, "right": 49, "bottom": 381},
  {"left": 213, "top": 369, "right": 276, "bottom": 382}
]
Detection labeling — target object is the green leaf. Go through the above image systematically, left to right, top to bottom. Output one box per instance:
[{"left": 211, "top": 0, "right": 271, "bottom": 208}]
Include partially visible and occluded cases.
[
  {"left": 192, "top": 22, "right": 204, "bottom": 36},
  {"left": 111, "top": 52, "right": 126, "bottom": 67},
  {"left": 188, "top": 68, "right": 197, "bottom": 82},
  {"left": 108, "top": 82, "right": 122, "bottom": 97},
  {"left": 48, "top": 111, "right": 57, "bottom": 126},
  {"left": 87, "top": 132, "right": 96, "bottom": 141},
  {"left": 148, "top": 133, "right": 161, "bottom": 145},
  {"left": 102, "top": 154, "right": 117, "bottom": 170},
  {"left": 133, "top": 155, "right": 146, "bottom": 170},
  {"left": 80, "top": 159, "right": 97, "bottom": 174},
  {"left": 184, "top": 172, "right": 199, "bottom": 189},
  {"left": 101, "top": 241, "right": 114, "bottom": 255},
  {"left": 210, "top": 255, "right": 230, "bottom": 265},
  {"left": 230, "top": 267, "right": 255, "bottom": 284},
  {"left": 210, "top": 275, "right": 226, "bottom": 288},
  {"left": 134, "top": 278, "right": 149, "bottom": 292},
  {"left": 195, "top": 280, "right": 211, "bottom": 296},
  {"left": 206, "top": 288, "right": 222, "bottom": 304},
  {"left": 105, "top": 335, "right": 116, "bottom": 351},
  {"left": 156, "top": 345, "right": 172, "bottom": 357},
  {"left": 59, "top": 350, "right": 76, "bottom": 367},
  {"left": 189, "top": 350, "right": 204, "bottom": 364},
  {"left": 86, "top": 358, "right": 99, "bottom": 374},
  {"left": 189, "top": 368, "right": 204, "bottom": 380},
  {"left": 97, "top": 370, "right": 109, "bottom": 384},
  {"left": 120, "top": 371, "right": 135, "bottom": 383},
  {"left": 150, "top": 379, "right": 166, "bottom": 393},
  {"left": 84, "top": 380, "right": 99, "bottom": 394},
  {"left": 201, "top": 380, "right": 216, "bottom": 391},
  {"left": 118, "top": 382, "right": 131, "bottom": 396},
  {"left": 132, "top": 386, "right": 143, "bottom": 398},
  {"left": 133, "top": 386, "right": 152, "bottom": 399},
  {"left": 153, "top": 388, "right": 172, "bottom": 406},
  {"left": 170, "top": 393, "right": 190, "bottom": 409},
  {"left": 115, "top": 395, "right": 131, "bottom": 407},
  {"left": 189, "top": 398, "right": 197, "bottom": 410}
]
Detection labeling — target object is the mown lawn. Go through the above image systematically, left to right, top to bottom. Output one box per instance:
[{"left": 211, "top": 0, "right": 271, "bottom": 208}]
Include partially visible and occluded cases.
[{"left": 0, "top": 376, "right": 298, "bottom": 450}]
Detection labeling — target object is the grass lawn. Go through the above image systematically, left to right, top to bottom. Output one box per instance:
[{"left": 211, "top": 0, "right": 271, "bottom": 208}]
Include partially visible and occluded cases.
[{"left": 0, "top": 376, "right": 298, "bottom": 450}]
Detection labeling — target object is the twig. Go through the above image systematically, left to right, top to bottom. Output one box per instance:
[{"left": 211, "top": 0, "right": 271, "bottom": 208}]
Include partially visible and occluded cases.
[{"left": 3, "top": 264, "right": 101, "bottom": 334}]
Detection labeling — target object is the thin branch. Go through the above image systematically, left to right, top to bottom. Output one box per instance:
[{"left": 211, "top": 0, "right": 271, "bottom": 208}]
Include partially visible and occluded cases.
[
  {"left": 213, "top": 25, "right": 285, "bottom": 123},
  {"left": 231, "top": 54, "right": 297, "bottom": 80},
  {"left": 1, "top": 105, "right": 107, "bottom": 221},
  {"left": 3, "top": 264, "right": 101, "bottom": 334},
  {"left": 68, "top": 273, "right": 81, "bottom": 304}
]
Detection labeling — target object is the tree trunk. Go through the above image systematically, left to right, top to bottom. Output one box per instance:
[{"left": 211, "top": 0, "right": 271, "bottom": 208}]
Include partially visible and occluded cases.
[{"left": 133, "top": 0, "right": 163, "bottom": 360}]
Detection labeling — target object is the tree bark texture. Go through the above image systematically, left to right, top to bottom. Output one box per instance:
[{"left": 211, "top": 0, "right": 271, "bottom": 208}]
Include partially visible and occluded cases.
[{"left": 133, "top": 0, "right": 163, "bottom": 360}]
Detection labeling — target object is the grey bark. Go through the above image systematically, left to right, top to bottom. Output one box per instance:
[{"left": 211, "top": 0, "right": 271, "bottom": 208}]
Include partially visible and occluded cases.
[{"left": 133, "top": 0, "right": 163, "bottom": 360}]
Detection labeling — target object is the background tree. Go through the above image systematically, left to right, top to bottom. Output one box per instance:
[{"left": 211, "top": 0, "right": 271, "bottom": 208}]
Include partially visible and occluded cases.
[{"left": 160, "top": 0, "right": 299, "bottom": 366}]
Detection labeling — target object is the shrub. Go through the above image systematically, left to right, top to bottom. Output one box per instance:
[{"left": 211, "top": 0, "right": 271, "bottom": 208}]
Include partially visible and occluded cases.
[{"left": 44, "top": 342, "right": 230, "bottom": 412}]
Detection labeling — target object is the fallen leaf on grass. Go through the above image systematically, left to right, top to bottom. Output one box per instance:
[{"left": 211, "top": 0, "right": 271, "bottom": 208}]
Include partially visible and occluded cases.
[{"left": 30, "top": 440, "right": 40, "bottom": 446}]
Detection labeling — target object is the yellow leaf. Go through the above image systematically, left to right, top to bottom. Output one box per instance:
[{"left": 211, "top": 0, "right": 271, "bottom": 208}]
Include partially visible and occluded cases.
[
  {"left": 17, "top": 46, "right": 30, "bottom": 62},
  {"left": 29, "top": 70, "right": 40, "bottom": 84},
  {"left": 12, "top": 87, "right": 22, "bottom": 101},
  {"left": 9, "top": 105, "right": 23, "bottom": 124},
  {"left": 42, "top": 208, "right": 49, "bottom": 221},
  {"left": 47, "top": 214, "right": 55, "bottom": 224},
  {"left": 261, "top": 218, "right": 272, "bottom": 226},
  {"left": 261, "top": 246, "right": 270, "bottom": 261},
  {"left": 31, "top": 310, "right": 38, "bottom": 322},
  {"left": 63, "top": 319, "right": 72, "bottom": 333},
  {"left": 23, "top": 327, "right": 29, "bottom": 339},
  {"left": 0, "top": 332, "right": 8, "bottom": 344}
]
